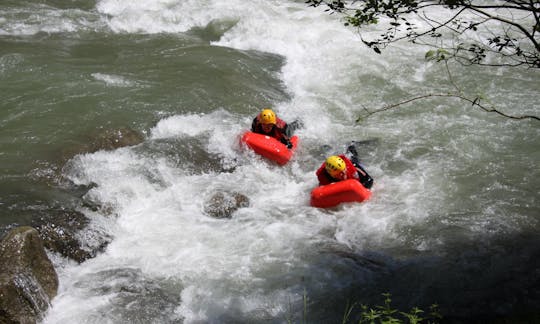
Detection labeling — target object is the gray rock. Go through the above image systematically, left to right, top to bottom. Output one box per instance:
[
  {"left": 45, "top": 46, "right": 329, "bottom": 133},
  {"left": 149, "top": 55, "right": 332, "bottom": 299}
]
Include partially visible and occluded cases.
[
  {"left": 61, "top": 127, "right": 145, "bottom": 162},
  {"left": 89, "top": 127, "right": 145, "bottom": 152},
  {"left": 204, "top": 191, "right": 249, "bottom": 219},
  {"left": 31, "top": 209, "right": 109, "bottom": 264},
  {"left": 0, "top": 226, "right": 58, "bottom": 324},
  {"left": 70, "top": 268, "right": 183, "bottom": 322}
]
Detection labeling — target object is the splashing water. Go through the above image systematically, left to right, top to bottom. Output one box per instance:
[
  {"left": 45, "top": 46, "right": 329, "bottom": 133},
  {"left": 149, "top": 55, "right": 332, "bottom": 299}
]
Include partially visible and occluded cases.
[{"left": 0, "top": 0, "right": 538, "bottom": 322}]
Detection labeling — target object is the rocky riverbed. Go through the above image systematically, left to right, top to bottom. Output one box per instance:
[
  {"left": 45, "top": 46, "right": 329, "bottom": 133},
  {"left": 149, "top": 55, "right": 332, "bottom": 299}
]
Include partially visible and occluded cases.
[{"left": 0, "top": 127, "right": 250, "bottom": 323}]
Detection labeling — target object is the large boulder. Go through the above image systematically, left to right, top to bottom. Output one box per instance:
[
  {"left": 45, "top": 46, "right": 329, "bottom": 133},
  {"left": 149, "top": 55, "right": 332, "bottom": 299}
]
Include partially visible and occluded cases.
[{"left": 0, "top": 226, "right": 58, "bottom": 324}]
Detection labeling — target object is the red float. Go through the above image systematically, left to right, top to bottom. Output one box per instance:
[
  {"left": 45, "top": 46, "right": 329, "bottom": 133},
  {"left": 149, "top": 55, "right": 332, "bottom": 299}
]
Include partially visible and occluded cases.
[
  {"left": 241, "top": 131, "right": 299, "bottom": 165},
  {"left": 310, "top": 179, "right": 371, "bottom": 208}
]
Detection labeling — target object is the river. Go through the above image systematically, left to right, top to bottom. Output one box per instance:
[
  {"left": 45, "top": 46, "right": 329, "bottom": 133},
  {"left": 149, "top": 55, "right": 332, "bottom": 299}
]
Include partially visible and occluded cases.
[{"left": 1, "top": 0, "right": 539, "bottom": 323}]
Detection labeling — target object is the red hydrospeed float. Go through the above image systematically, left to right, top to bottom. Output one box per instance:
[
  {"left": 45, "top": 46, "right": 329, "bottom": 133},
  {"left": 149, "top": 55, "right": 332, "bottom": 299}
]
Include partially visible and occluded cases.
[
  {"left": 241, "top": 131, "right": 299, "bottom": 165},
  {"left": 310, "top": 179, "right": 371, "bottom": 208}
]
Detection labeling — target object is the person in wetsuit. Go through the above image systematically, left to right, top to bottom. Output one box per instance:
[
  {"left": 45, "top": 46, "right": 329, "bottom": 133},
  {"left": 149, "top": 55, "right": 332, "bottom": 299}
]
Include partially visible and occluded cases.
[
  {"left": 251, "top": 108, "right": 295, "bottom": 149},
  {"left": 316, "top": 150, "right": 374, "bottom": 189}
]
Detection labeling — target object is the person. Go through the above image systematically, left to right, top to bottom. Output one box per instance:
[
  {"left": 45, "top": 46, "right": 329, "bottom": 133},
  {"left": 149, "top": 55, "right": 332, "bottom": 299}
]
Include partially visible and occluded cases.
[
  {"left": 251, "top": 108, "right": 294, "bottom": 149},
  {"left": 316, "top": 147, "right": 374, "bottom": 189}
]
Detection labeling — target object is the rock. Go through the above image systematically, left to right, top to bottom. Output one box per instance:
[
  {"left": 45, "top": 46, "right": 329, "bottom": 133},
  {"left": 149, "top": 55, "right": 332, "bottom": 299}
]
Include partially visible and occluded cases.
[
  {"left": 60, "top": 127, "right": 145, "bottom": 162},
  {"left": 89, "top": 127, "right": 145, "bottom": 152},
  {"left": 145, "top": 137, "right": 234, "bottom": 175},
  {"left": 203, "top": 191, "right": 249, "bottom": 219},
  {"left": 31, "top": 209, "right": 109, "bottom": 264},
  {"left": 0, "top": 226, "right": 58, "bottom": 324},
  {"left": 70, "top": 268, "right": 183, "bottom": 322}
]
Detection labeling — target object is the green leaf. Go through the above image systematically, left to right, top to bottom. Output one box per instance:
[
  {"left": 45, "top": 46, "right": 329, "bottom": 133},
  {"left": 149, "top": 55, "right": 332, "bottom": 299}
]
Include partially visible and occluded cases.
[{"left": 425, "top": 50, "right": 436, "bottom": 60}]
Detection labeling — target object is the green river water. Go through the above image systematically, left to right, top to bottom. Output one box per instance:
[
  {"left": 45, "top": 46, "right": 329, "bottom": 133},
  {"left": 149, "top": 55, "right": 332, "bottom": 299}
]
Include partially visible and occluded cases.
[{"left": 1, "top": 0, "right": 539, "bottom": 323}]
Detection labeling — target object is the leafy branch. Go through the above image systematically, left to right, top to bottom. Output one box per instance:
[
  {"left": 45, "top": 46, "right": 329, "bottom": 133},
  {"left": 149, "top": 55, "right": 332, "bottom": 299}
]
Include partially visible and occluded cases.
[{"left": 306, "top": 0, "right": 540, "bottom": 68}]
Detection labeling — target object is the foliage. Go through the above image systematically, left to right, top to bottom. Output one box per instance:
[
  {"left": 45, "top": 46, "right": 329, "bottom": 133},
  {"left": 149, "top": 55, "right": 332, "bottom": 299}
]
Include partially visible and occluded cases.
[
  {"left": 306, "top": 0, "right": 540, "bottom": 68},
  {"left": 342, "top": 293, "right": 443, "bottom": 324}
]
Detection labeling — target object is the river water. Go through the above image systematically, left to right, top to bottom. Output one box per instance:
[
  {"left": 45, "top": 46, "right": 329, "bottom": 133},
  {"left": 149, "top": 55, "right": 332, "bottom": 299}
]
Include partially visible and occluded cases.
[{"left": 1, "top": 0, "right": 539, "bottom": 323}]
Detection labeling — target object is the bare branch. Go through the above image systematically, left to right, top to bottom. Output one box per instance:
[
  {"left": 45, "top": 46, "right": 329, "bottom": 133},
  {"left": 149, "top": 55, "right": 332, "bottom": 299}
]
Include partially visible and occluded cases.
[{"left": 356, "top": 93, "right": 540, "bottom": 122}]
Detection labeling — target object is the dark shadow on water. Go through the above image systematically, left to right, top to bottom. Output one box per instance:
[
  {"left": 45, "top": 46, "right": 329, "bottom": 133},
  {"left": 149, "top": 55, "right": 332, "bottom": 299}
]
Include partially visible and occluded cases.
[{"left": 301, "top": 231, "right": 540, "bottom": 323}]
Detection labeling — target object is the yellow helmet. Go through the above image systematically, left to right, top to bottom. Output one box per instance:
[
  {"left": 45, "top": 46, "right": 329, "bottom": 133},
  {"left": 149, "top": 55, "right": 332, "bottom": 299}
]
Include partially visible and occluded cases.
[
  {"left": 259, "top": 108, "right": 276, "bottom": 125},
  {"left": 325, "top": 155, "right": 346, "bottom": 178}
]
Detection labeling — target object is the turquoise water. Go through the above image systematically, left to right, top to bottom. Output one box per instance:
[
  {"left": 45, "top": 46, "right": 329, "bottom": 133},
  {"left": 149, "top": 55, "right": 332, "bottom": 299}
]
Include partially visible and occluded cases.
[{"left": 1, "top": 0, "right": 539, "bottom": 322}]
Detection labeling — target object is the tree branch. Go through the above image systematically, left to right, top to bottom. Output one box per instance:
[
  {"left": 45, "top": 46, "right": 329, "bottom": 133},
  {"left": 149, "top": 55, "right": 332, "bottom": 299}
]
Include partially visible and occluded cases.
[
  {"left": 309, "top": 0, "right": 540, "bottom": 67},
  {"left": 466, "top": 5, "right": 540, "bottom": 52},
  {"left": 356, "top": 93, "right": 540, "bottom": 122}
]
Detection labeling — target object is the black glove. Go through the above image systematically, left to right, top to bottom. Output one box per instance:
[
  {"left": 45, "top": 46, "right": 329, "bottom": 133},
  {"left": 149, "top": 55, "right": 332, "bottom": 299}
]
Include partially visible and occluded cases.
[
  {"left": 281, "top": 138, "right": 293, "bottom": 149},
  {"left": 347, "top": 144, "right": 359, "bottom": 158},
  {"left": 361, "top": 176, "right": 373, "bottom": 189}
]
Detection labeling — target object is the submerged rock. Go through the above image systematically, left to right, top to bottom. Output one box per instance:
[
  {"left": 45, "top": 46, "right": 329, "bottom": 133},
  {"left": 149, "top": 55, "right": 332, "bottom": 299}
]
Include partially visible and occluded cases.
[
  {"left": 61, "top": 126, "right": 145, "bottom": 162},
  {"left": 89, "top": 127, "right": 145, "bottom": 152},
  {"left": 204, "top": 191, "right": 249, "bottom": 219},
  {"left": 0, "top": 226, "right": 58, "bottom": 324},
  {"left": 69, "top": 267, "right": 183, "bottom": 322}
]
